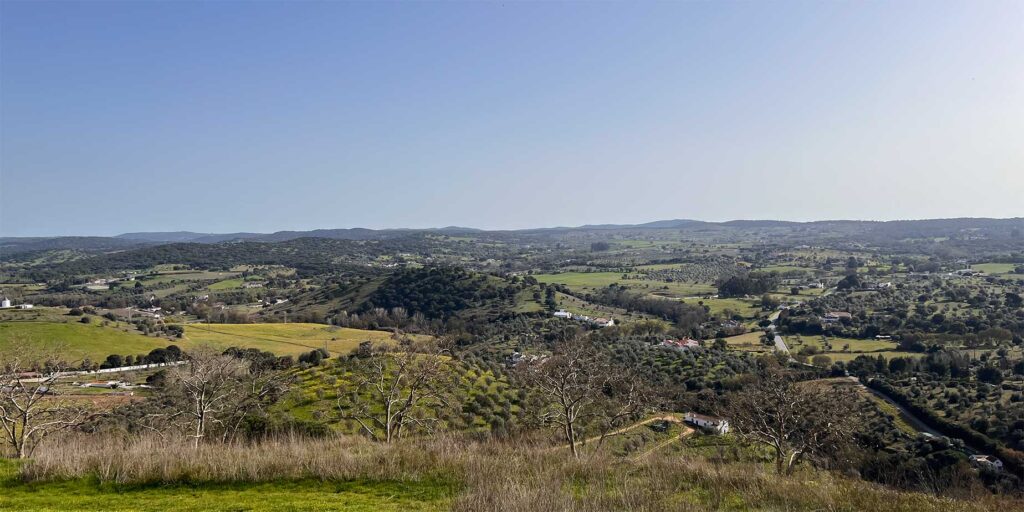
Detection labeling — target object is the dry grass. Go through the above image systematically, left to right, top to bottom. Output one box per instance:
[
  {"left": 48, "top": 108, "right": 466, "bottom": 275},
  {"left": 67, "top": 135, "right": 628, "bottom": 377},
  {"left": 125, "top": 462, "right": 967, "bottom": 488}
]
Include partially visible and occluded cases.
[
  {"left": 16, "top": 433, "right": 1019, "bottom": 512},
  {"left": 21, "top": 433, "right": 463, "bottom": 485}
]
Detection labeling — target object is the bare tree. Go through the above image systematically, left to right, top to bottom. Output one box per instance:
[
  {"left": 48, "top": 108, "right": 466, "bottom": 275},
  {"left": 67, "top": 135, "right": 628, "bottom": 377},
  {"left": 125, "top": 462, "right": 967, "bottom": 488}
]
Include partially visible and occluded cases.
[
  {"left": 519, "top": 337, "right": 613, "bottom": 458},
  {"left": 337, "top": 339, "right": 454, "bottom": 443},
  {"left": 0, "top": 340, "right": 89, "bottom": 458},
  {"left": 110, "top": 347, "right": 289, "bottom": 444},
  {"left": 166, "top": 347, "right": 250, "bottom": 448},
  {"left": 218, "top": 348, "right": 293, "bottom": 443},
  {"left": 723, "top": 368, "right": 859, "bottom": 474},
  {"left": 595, "top": 370, "right": 656, "bottom": 448}
]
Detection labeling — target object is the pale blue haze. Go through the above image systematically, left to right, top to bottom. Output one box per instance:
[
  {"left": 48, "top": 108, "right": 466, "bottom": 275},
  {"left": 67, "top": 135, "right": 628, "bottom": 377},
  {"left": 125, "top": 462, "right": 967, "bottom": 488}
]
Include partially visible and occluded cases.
[{"left": 1, "top": 1, "right": 1021, "bottom": 236}]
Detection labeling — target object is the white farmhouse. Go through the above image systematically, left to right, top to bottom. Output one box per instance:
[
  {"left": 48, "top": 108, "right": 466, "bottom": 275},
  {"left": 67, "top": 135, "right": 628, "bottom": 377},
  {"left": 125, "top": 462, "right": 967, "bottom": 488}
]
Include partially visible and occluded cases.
[
  {"left": 0, "top": 296, "right": 10, "bottom": 308},
  {"left": 553, "top": 310, "right": 572, "bottom": 319},
  {"left": 685, "top": 412, "right": 730, "bottom": 434}
]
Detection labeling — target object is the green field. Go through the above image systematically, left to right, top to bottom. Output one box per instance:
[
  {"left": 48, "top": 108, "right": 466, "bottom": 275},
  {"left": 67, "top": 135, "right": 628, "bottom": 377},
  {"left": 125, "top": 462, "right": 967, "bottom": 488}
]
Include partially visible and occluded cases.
[
  {"left": 972, "top": 263, "right": 1018, "bottom": 274},
  {"left": 758, "top": 265, "right": 812, "bottom": 273},
  {"left": 137, "top": 271, "right": 239, "bottom": 285},
  {"left": 533, "top": 271, "right": 631, "bottom": 288},
  {"left": 533, "top": 272, "right": 716, "bottom": 297},
  {"left": 208, "top": 278, "right": 245, "bottom": 290},
  {"left": 694, "top": 297, "right": 761, "bottom": 318},
  {"left": 0, "top": 320, "right": 169, "bottom": 361},
  {"left": 0, "top": 320, "right": 425, "bottom": 361},
  {"left": 181, "top": 323, "right": 425, "bottom": 356},
  {"left": 724, "top": 331, "right": 771, "bottom": 353},
  {"left": 783, "top": 335, "right": 921, "bottom": 363},
  {"left": 785, "top": 335, "right": 897, "bottom": 353},
  {"left": 0, "top": 460, "right": 449, "bottom": 512}
]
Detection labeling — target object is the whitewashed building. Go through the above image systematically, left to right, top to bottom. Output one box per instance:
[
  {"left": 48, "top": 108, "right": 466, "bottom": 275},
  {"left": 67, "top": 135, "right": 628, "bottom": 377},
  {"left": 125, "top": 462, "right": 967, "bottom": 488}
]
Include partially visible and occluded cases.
[{"left": 685, "top": 412, "right": 730, "bottom": 434}]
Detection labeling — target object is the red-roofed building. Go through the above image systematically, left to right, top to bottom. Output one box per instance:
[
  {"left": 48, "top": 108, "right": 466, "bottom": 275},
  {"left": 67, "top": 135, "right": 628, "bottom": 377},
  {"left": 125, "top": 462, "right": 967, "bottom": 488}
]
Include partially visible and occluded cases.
[{"left": 662, "top": 338, "right": 701, "bottom": 350}]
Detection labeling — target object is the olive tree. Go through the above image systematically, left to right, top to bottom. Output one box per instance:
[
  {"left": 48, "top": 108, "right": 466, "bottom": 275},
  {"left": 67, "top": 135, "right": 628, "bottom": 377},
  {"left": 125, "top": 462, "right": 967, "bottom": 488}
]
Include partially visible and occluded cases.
[{"left": 337, "top": 339, "right": 455, "bottom": 443}]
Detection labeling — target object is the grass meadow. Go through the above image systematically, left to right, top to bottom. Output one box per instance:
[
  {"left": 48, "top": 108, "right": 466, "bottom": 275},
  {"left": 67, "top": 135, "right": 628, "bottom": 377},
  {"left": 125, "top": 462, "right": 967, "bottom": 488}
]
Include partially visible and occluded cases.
[
  {"left": 972, "top": 263, "right": 1017, "bottom": 274},
  {"left": 533, "top": 272, "right": 717, "bottom": 297},
  {"left": 0, "top": 318, "right": 424, "bottom": 362},
  {"left": 0, "top": 320, "right": 169, "bottom": 361},
  {"left": 180, "top": 323, "right": 428, "bottom": 356},
  {"left": 2, "top": 433, "right": 1015, "bottom": 512}
]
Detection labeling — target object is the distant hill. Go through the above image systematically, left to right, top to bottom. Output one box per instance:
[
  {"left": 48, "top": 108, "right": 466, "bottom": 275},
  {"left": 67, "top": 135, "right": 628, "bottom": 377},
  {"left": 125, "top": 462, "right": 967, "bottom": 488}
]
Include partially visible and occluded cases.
[
  {"left": 5, "top": 218, "right": 1022, "bottom": 255},
  {"left": 720, "top": 220, "right": 805, "bottom": 228},
  {"left": 116, "top": 231, "right": 266, "bottom": 243},
  {"left": 116, "top": 231, "right": 214, "bottom": 242},
  {"left": 0, "top": 236, "right": 151, "bottom": 256}
]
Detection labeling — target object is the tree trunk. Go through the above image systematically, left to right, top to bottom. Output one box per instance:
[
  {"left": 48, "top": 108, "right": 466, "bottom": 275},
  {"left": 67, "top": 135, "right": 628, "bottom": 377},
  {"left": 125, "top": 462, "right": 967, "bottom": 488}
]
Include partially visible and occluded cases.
[
  {"left": 194, "top": 411, "right": 205, "bottom": 449},
  {"left": 16, "top": 420, "right": 27, "bottom": 459},
  {"left": 566, "top": 421, "right": 578, "bottom": 458},
  {"left": 774, "top": 447, "right": 786, "bottom": 474},
  {"left": 785, "top": 451, "right": 804, "bottom": 475}
]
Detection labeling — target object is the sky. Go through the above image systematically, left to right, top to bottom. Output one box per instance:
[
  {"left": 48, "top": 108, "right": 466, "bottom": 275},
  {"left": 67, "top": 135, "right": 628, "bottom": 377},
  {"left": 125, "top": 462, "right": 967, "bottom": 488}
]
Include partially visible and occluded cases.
[{"left": 1, "top": 0, "right": 1022, "bottom": 237}]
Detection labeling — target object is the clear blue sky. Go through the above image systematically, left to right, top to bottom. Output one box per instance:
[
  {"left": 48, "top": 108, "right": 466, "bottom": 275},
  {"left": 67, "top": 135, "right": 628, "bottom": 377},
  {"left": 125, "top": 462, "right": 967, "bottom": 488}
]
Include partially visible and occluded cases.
[{"left": 2, "top": 1, "right": 1021, "bottom": 237}]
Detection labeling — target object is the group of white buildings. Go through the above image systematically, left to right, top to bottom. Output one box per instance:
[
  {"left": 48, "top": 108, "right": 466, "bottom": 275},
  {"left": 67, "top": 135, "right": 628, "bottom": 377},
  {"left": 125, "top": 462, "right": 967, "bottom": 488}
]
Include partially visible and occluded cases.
[{"left": 552, "top": 310, "right": 615, "bottom": 328}]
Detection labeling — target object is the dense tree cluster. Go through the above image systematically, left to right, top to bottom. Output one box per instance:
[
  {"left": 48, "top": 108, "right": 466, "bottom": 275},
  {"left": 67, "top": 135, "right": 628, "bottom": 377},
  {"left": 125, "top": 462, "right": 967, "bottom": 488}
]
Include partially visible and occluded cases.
[
  {"left": 362, "top": 267, "right": 517, "bottom": 320},
  {"left": 716, "top": 272, "right": 781, "bottom": 298},
  {"left": 586, "top": 284, "right": 706, "bottom": 332}
]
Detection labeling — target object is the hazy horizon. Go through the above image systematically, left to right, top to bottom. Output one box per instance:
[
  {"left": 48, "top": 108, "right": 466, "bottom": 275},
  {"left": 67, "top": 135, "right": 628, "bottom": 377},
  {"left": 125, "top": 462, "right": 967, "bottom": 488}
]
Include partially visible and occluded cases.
[
  {"left": 2, "top": 1, "right": 1022, "bottom": 237},
  {"left": 6, "top": 214, "right": 1024, "bottom": 240}
]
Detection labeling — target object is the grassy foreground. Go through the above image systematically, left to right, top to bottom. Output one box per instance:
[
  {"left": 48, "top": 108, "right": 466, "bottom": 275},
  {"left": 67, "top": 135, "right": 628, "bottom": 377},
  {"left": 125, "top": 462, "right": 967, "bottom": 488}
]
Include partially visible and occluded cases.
[
  {"left": 2, "top": 434, "right": 1017, "bottom": 512},
  {"left": 0, "top": 469, "right": 448, "bottom": 512}
]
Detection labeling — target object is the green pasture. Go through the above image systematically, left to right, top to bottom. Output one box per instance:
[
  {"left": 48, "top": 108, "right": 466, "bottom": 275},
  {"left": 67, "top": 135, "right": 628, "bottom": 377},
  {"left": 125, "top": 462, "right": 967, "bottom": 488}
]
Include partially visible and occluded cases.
[
  {"left": 972, "top": 263, "right": 1018, "bottom": 274},
  {"left": 138, "top": 271, "right": 238, "bottom": 285},
  {"left": 533, "top": 272, "right": 717, "bottom": 297},
  {"left": 208, "top": 278, "right": 245, "bottom": 290},
  {"left": 0, "top": 320, "right": 169, "bottom": 361},
  {"left": 181, "top": 323, "right": 427, "bottom": 357},
  {"left": 723, "top": 331, "right": 771, "bottom": 353},
  {"left": 786, "top": 335, "right": 897, "bottom": 353},
  {"left": 0, "top": 460, "right": 450, "bottom": 512}
]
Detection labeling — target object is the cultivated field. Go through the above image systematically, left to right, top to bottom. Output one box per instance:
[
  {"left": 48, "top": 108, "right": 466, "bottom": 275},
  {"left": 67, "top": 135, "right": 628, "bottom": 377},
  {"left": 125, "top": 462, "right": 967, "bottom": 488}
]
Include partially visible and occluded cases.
[
  {"left": 0, "top": 320, "right": 170, "bottom": 361},
  {"left": 180, "top": 323, "right": 427, "bottom": 356}
]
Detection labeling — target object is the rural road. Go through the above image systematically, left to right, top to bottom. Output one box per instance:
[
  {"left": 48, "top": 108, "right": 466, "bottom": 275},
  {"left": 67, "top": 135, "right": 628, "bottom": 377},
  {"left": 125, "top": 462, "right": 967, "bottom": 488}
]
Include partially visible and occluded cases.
[
  {"left": 767, "top": 311, "right": 790, "bottom": 355},
  {"left": 14, "top": 361, "right": 186, "bottom": 383},
  {"left": 847, "top": 377, "right": 978, "bottom": 455},
  {"left": 848, "top": 377, "right": 942, "bottom": 437},
  {"left": 551, "top": 414, "right": 693, "bottom": 456},
  {"left": 556, "top": 415, "right": 683, "bottom": 452},
  {"left": 631, "top": 425, "right": 695, "bottom": 460}
]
